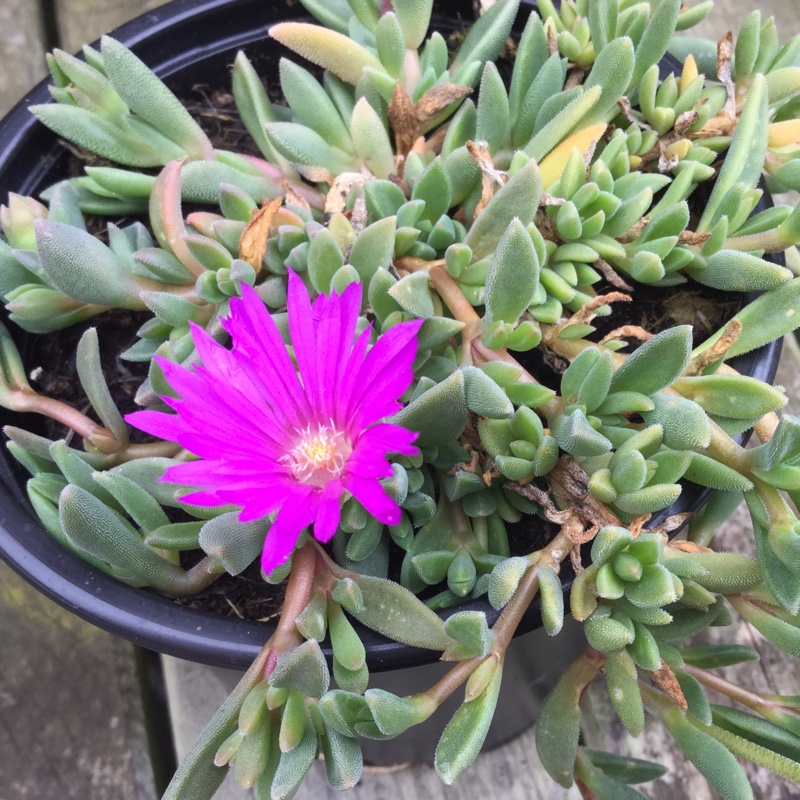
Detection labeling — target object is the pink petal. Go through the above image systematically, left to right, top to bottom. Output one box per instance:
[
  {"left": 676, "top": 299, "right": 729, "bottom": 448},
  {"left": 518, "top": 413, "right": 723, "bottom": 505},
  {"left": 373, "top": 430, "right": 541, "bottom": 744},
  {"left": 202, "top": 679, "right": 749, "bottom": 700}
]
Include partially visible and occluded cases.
[
  {"left": 286, "top": 272, "right": 320, "bottom": 407},
  {"left": 130, "top": 275, "right": 423, "bottom": 558},
  {"left": 310, "top": 281, "right": 362, "bottom": 420},
  {"left": 226, "top": 285, "right": 312, "bottom": 426},
  {"left": 343, "top": 319, "right": 421, "bottom": 423},
  {"left": 334, "top": 326, "right": 372, "bottom": 429},
  {"left": 125, "top": 409, "right": 182, "bottom": 442},
  {"left": 313, "top": 479, "right": 343, "bottom": 543},
  {"left": 260, "top": 486, "right": 318, "bottom": 573},
  {"left": 175, "top": 489, "right": 226, "bottom": 506}
]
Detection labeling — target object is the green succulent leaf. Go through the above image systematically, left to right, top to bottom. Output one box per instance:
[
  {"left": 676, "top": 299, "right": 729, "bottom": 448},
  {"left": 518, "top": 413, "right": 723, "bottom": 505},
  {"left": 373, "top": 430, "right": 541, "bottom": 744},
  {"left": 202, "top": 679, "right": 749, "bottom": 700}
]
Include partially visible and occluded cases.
[
  {"left": 451, "top": 0, "right": 521, "bottom": 84},
  {"left": 270, "top": 22, "right": 383, "bottom": 84},
  {"left": 100, "top": 37, "right": 213, "bottom": 160},
  {"left": 698, "top": 74, "right": 768, "bottom": 232},
  {"left": 465, "top": 160, "right": 542, "bottom": 261},
  {"left": 484, "top": 218, "right": 541, "bottom": 325},
  {"left": 35, "top": 219, "right": 151, "bottom": 308},
  {"left": 610, "top": 327, "right": 692, "bottom": 396},
  {"left": 394, "top": 369, "right": 467, "bottom": 447},
  {"left": 198, "top": 511, "right": 269, "bottom": 575},
  {"left": 345, "top": 573, "right": 456, "bottom": 650},
  {"left": 269, "top": 639, "right": 330, "bottom": 698},
  {"left": 162, "top": 650, "right": 270, "bottom": 799},
  {"left": 536, "top": 653, "right": 600, "bottom": 787},
  {"left": 434, "top": 661, "right": 503, "bottom": 785},
  {"left": 660, "top": 706, "right": 754, "bottom": 800},
  {"left": 582, "top": 748, "right": 667, "bottom": 786}
]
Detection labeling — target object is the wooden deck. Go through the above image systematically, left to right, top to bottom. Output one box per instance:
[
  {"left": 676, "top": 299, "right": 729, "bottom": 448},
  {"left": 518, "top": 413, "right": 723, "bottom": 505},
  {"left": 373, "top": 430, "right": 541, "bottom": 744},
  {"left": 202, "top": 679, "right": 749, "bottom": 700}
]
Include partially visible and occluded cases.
[{"left": 1, "top": 1, "right": 800, "bottom": 798}]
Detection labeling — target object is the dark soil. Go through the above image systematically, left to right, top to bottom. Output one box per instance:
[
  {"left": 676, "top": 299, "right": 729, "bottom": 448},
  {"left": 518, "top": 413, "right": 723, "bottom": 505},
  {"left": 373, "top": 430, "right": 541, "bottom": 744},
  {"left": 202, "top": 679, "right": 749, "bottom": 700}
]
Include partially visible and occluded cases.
[
  {"left": 184, "top": 88, "right": 265, "bottom": 159},
  {"left": 590, "top": 281, "right": 743, "bottom": 350},
  {"left": 28, "top": 309, "right": 151, "bottom": 443},
  {"left": 174, "top": 556, "right": 286, "bottom": 622}
]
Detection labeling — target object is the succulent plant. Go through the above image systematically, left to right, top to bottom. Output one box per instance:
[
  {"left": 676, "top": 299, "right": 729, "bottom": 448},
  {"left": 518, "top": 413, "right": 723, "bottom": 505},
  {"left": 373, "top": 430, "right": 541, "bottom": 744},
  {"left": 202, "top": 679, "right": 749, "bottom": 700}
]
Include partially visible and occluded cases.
[{"left": 3, "top": 0, "right": 800, "bottom": 797}]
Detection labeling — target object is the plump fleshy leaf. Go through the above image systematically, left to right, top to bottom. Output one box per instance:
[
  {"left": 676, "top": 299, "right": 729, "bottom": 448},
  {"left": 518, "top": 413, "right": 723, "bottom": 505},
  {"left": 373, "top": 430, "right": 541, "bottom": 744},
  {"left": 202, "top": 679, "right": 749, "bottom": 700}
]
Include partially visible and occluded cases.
[{"left": 434, "top": 661, "right": 503, "bottom": 784}]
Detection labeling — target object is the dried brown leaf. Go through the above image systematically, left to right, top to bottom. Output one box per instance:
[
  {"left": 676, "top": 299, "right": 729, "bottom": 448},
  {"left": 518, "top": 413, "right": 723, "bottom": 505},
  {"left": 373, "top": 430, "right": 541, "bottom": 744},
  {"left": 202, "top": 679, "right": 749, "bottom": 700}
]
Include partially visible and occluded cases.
[
  {"left": 546, "top": 20, "right": 559, "bottom": 56},
  {"left": 717, "top": 32, "right": 736, "bottom": 119},
  {"left": 564, "top": 67, "right": 588, "bottom": 91},
  {"left": 389, "top": 83, "right": 418, "bottom": 159},
  {"left": 389, "top": 83, "right": 473, "bottom": 160},
  {"left": 414, "top": 83, "right": 472, "bottom": 128},
  {"left": 618, "top": 97, "right": 651, "bottom": 130},
  {"left": 675, "top": 110, "right": 700, "bottom": 137},
  {"left": 466, "top": 140, "right": 507, "bottom": 217},
  {"left": 658, "top": 143, "right": 680, "bottom": 173},
  {"left": 294, "top": 164, "right": 336, "bottom": 184},
  {"left": 325, "top": 171, "right": 368, "bottom": 215},
  {"left": 283, "top": 181, "right": 311, "bottom": 212},
  {"left": 350, "top": 189, "right": 368, "bottom": 234},
  {"left": 539, "top": 192, "right": 567, "bottom": 207},
  {"left": 239, "top": 197, "right": 282, "bottom": 271},
  {"left": 617, "top": 218, "right": 650, "bottom": 244},
  {"left": 678, "top": 230, "right": 712, "bottom": 246},
  {"left": 594, "top": 259, "right": 633, "bottom": 290},
  {"left": 569, "top": 292, "right": 631, "bottom": 326},
  {"left": 687, "top": 319, "right": 742, "bottom": 374},
  {"left": 598, "top": 325, "right": 653, "bottom": 345},
  {"left": 652, "top": 512, "right": 694, "bottom": 535},
  {"left": 628, "top": 514, "right": 653, "bottom": 538},
  {"left": 667, "top": 540, "right": 712, "bottom": 554},
  {"left": 650, "top": 663, "right": 688, "bottom": 711}
]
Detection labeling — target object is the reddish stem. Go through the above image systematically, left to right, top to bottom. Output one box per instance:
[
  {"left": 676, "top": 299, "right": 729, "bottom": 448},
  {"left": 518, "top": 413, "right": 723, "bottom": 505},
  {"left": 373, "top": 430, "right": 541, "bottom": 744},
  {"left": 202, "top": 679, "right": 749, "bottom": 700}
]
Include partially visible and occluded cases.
[
  {"left": 12, "top": 391, "right": 119, "bottom": 452},
  {"left": 263, "top": 541, "right": 318, "bottom": 679}
]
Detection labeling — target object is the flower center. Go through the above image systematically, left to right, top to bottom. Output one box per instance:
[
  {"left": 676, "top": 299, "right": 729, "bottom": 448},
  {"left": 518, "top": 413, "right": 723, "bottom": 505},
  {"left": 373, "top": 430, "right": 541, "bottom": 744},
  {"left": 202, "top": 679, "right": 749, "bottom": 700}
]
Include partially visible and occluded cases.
[{"left": 283, "top": 423, "right": 351, "bottom": 486}]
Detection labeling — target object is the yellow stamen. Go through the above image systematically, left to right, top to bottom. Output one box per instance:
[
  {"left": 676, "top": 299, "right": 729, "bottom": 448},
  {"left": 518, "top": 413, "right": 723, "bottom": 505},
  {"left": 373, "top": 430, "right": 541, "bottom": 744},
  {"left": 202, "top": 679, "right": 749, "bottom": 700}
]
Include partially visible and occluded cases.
[{"left": 282, "top": 423, "right": 351, "bottom": 486}]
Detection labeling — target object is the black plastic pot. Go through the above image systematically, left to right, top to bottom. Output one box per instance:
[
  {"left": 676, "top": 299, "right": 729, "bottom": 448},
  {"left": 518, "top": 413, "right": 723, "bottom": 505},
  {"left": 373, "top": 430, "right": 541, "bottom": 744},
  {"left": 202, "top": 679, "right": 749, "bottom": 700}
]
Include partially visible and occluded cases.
[{"left": 0, "top": 0, "right": 785, "bottom": 763}]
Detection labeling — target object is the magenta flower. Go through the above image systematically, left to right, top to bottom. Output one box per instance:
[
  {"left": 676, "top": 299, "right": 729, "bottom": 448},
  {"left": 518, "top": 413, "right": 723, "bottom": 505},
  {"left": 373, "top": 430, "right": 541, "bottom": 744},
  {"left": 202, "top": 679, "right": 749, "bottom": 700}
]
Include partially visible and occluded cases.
[{"left": 126, "top": 273, "right": 422, "bottom": 573}]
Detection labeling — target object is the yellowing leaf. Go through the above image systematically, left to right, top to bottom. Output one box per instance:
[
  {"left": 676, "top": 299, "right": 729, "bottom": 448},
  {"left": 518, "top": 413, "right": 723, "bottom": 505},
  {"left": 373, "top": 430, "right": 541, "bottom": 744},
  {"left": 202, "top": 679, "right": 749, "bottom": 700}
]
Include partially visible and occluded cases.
[
  {"left": 269, "top": 23, "right": 383, "bottom": 85},
  {"left": 680, "top": 55, "right": 699, "bottom": 94},
  {"left": 769, "top": 119, "right": 800, "bottom": 149},
  {"left": 538, "top": 123, "right": 607, "bottom": 188}
]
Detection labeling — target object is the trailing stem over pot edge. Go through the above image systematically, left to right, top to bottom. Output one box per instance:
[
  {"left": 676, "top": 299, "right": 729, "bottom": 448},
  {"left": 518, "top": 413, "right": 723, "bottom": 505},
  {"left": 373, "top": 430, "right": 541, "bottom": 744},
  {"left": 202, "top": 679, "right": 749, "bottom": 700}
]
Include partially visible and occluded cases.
[{"left": 2, "top": 0, "right": 800, "bottom": 797}]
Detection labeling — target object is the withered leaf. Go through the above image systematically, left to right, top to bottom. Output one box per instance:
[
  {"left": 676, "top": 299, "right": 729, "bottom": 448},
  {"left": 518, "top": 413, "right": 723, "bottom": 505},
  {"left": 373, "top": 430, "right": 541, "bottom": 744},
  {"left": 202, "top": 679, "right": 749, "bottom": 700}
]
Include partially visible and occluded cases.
[
  {"left": 717, "top": 31, "right": 736, "bottom": 119},
  {"left": 389, "top": 82, "right": 472, "bottom": 158},
  {"left": 389, "top": 83, "right": 418, "bottom": 159},
  {"left": 414, "top": 83, "right": 472, "bottom": 128},
  {"left": 466, "top": 140, "right": 507, "bottom": 217},
  {"left": 325, "top": 170, "right": 369, "bottom": 215},
  {"left": 282, "top": 181, "right": 311, "bottom": 212},
  {"left": 239, "top": 197, "right": 282, "bottom": 271},
  {"left": 650, "top": 663, "right": 688, "bottom": 711}
]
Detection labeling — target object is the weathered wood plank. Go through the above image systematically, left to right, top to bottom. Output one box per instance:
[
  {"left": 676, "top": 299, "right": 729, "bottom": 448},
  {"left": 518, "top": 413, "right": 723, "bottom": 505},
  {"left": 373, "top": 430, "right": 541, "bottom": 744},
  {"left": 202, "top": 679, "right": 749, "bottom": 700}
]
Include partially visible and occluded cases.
[
  {"left": 54, "top": 0, "right": 170, "bottom": 54},
  {"left": 0, "top": 1, "right": 47, "bottom": 118},
  {"left": 0, "top": 560, "right": 158, "bottom": 799}
]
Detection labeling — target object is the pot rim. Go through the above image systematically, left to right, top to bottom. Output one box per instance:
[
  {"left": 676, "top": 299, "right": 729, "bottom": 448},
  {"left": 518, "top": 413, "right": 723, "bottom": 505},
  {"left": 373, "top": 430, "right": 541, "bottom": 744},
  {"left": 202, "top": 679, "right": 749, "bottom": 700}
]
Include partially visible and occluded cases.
[{"left": 0, "top": 0, "right": 784, "bottom": 671}]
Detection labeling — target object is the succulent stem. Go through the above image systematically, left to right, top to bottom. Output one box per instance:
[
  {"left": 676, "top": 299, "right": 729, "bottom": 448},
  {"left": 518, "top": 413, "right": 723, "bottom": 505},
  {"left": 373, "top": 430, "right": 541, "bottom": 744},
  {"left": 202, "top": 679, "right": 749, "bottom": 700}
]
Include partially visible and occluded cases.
[
  {"left": 12, "top": 391, "right": 120, "bottom": 452},
  {"left": 492, "top": 529, "right": 574, "bottom": 652},
  {"left": 264, "top": 540, "right": 317, "bottom": 679},
  {"left": 680, "top": 663, "right": 788, "bottom": 713}
]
